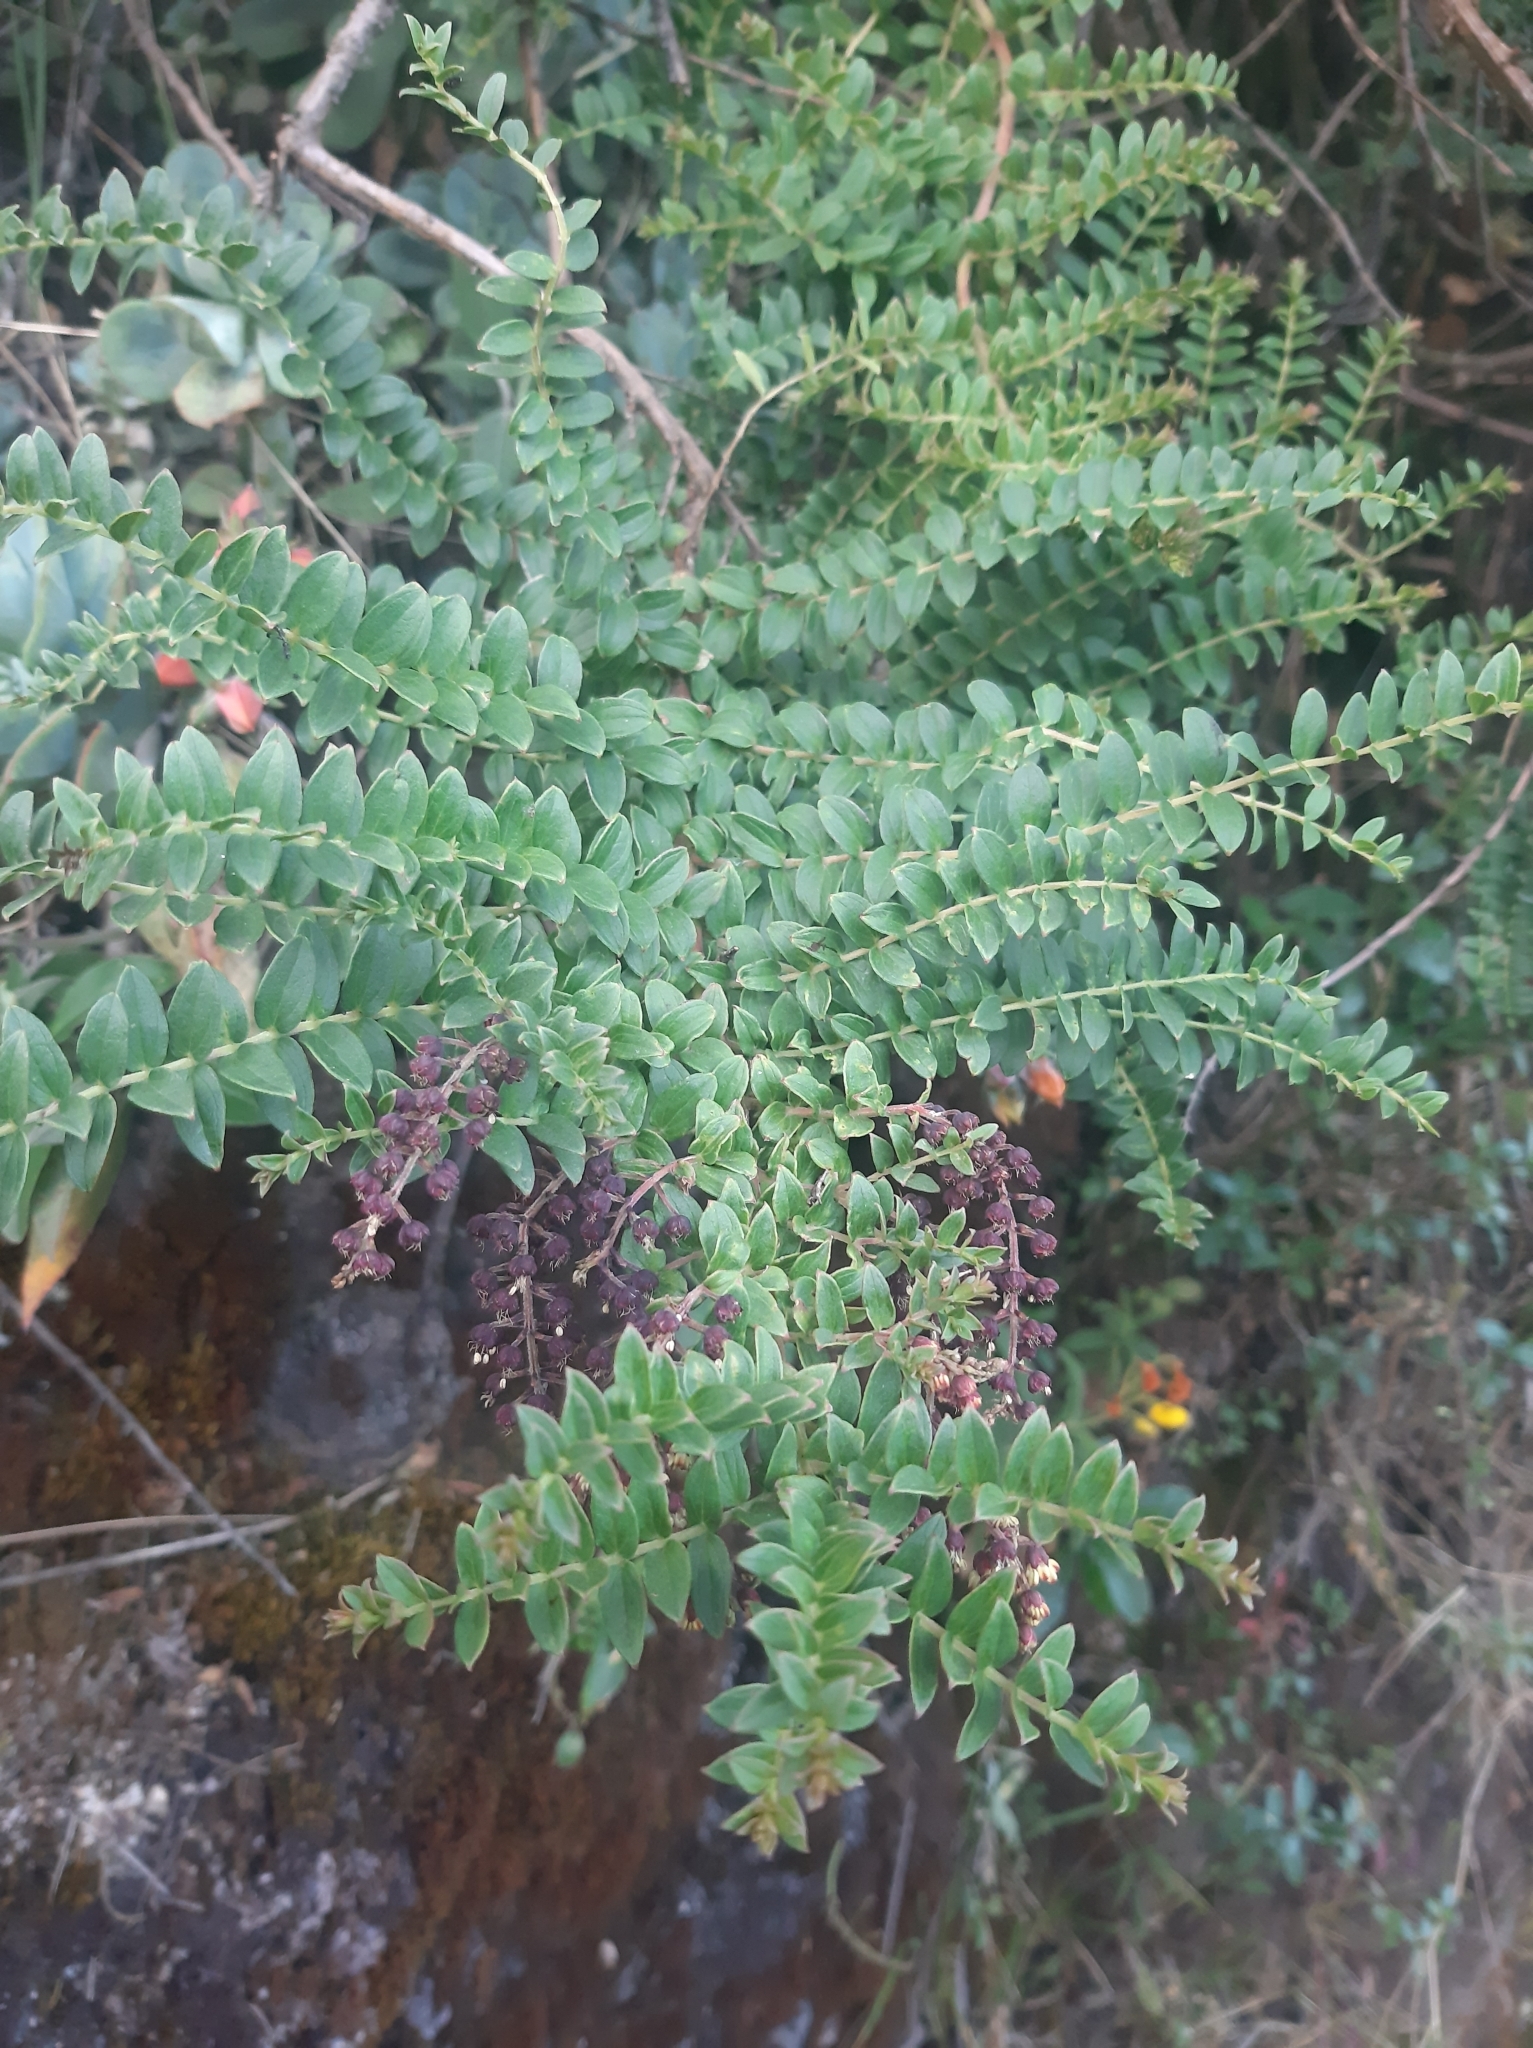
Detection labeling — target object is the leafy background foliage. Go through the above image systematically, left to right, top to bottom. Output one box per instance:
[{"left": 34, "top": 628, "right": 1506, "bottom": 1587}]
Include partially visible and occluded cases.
[{"left": 1, "top": 0, "right": 1532, "bottom": 2035}]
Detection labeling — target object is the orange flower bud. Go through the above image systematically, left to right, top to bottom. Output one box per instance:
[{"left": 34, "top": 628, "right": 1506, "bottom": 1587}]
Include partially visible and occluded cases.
[
  {"left": 155, "top": 654, "right": 197, "bottom": 686},
  {"left": 213, "top": 677, "right": 262, "bottom": 734},
  {"left": 1021, "top": 1057, "right": 1066, "bottom": 1108},
  {"left": 1138, "top": 1359, "right": 1163, "bottom": 1394},
  {"left": 1165, "top": 1364, "right": 1193, "bottom": 1403}
]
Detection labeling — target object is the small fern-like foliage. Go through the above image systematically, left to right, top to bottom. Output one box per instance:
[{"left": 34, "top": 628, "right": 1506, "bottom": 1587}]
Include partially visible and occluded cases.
[{"left": 0, "top": 5, "right": 1519, "bottom": 1850}]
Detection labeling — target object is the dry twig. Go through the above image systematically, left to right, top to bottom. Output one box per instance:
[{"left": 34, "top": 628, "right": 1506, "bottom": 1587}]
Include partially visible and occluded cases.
[
  {"left": 119, "top": 0, "right": 261, "bottom": 198},
  {"left": 274, "top": 0, "right": 717, "bottom": 514},
  {"left": 651, "top": 0, "right": 692, "bottom": 93},
  {"left": 1229, "top": 0, "right": 1307, "bottom": 72},
  {"left": 1333, "top": 0, "right": 1513, "bottom": 176},
  {"left": 1430, "top": 0, "right": 1533, "bottom": 130},
  {"left": 954, "top": 1, "right": 1016, "bottom": 313},
  {"left": 1238, "top": 111, "right": 1403, "bottom": 320},
  {"left": 1398, "top": 375, "right": 1533, "bottom": 448},
  {"left": 1318, "top": 742, "right": 1533, "bottom": 989},
  {"left": 0, "top": 1282, "right": 296, "bottom": 1597},
  {"left": 0, "top": 1516, "right": 297, "bottom": 1591}
]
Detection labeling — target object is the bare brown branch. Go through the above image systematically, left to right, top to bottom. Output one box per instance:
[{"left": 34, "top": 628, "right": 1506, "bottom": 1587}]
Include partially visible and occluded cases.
[
  {"left": 120, "top": 0, "right": 261, "bottom": 197},
  {"left": 274, "top": 0, "right": 716, "bottom": 509},
  {"left": 286, "top": 0, "right": 398, "bottom": 141},
  {"left": 652, "top": 0, "right": 693, "bottom": 93},
  {"left": 1334, "top": 0, "right": 1513, "bottom": 176},
  {"left": 1430, "top": 0, "right": 1533, "bottom": 130},
  {"left": 954, "top": 4, "right": 1016, "bottom": 313},
  {"left": 1238, "top": 111, "right": 1402, "bottom": 320},
  {"left": 1398, "top": 376, "right": 1533, "bottom": 449},
  {"left": 1317, "top": 741, "right": 1533, "bottom": 990}
]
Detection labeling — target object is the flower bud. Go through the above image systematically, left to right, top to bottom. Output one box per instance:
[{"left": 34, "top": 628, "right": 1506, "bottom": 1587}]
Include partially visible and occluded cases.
[
  {"left": 463, "top": 1118, "right": 491, "bottom": 1148},
  {"left": 398, "top": 1217, "right": 430, "bottom": 1251},
  {"left": 713, "top": 1294, "right": 742, "bottom": 1325},
  {"left": 702, "top": 1326, "right": 727, "bottom": 1360}
]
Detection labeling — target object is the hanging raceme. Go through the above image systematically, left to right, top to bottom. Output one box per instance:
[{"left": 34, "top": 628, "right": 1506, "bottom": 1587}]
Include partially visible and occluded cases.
[{"left": 0, "top": 1, "right": 1518, "bottom": 1851}]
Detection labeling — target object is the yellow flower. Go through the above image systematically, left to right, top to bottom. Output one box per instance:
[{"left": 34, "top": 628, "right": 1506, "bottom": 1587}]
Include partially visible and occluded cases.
[
  {"left": 1147, "top": 1400, "right": 1190, "bottom": 1431},
  {"left": 1130, "top": 1415, "right": 1159, "bottom": 1440}
]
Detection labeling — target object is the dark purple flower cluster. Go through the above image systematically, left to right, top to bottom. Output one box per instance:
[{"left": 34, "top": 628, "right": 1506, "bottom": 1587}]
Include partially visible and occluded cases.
[
  {"left": 332, "top": 1029, "right": 524, "bottom": 1288},
  {"left": 900, "top": 1104, "right": 1058, "bottom": 1422},
  {"left": 463, "top": 1150, "right": 736, "bottom": 1427}
]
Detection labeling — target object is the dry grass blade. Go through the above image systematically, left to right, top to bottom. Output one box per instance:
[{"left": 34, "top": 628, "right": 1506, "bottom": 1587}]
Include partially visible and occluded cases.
[
  {"left": 0, "top": 1282, "right": 296, "bottom": 1598},
  {"left": 0, "top": 1516, "right": 297, "bottom": 1591}
]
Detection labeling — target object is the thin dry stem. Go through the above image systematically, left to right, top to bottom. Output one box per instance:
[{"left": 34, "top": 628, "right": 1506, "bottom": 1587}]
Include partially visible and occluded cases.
[
  {"left": 120, "top": 0, "right": 261, "bottom": 197},
  {"left": 275, "top": 0, "right": 716, "bottom": 512},
  {"left": 652, "top": 0, "right": 692, "bottom": 92},
  {"left": 1333, "top": 0, "right": 1513, "bottom": 176},
  {"left": 1430, "top": 0, "right": 1533, "bottom": 130},
  {"left": 954, "top": 4, "right": 1015, "bottom": 313},
  {"left": 1398, "top": 375, "right": 1533, "bottom": 448},
  {"left": 1319, "top": 740, "right": 1533, "bottom": 989},
  {"left": 0, "top": 1282, "right": 296, "bottom": 1598}
]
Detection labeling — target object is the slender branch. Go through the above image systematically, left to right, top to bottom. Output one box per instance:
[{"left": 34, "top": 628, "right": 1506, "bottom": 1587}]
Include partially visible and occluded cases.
[
  {"left": 119, "top": 0, "right": 261, "bottom": 197},
  {"left": 273, "top": 0, "right": 716, "bottom": 510},
  {"left": 287, "top": 0, "right": 397, "bottom": 138},
  {"left": 651, "top": 0, "right": 692, "bottom": 92},
  {"left": 1230, "top": 0, "right": 1306, "bottom": 71},
  {"left": 1333, "top": 0, "right": 1513, "bottom": 176},
  {"left": 1429, "top": 0, "right": 1533, "bottom": 130},
  {"left": 954, "top": 2, "right": 1016, "bottom": 313},
  {"left": 1238, "top": 112, "right": 1403, "bottom": 319},
  {"left": 676, "top": 363, "right": 817, "bottom": 571},
  {"left": 1398, "top": 377, "right": 1533, "bottom": 449},
  {"left": 248, "top": 428, "right": 363, "bottom": 563},
  {"left": 1318, "top": 745, "right": 1533, "bottom": 989},
  {"left": 1181, "top": 1052, "right": 1219, "bottom": 1140},
  {"left": 0, "top": 1283, "right": 296, "bottom": 1598},
  {"left": 0, "top": 1510, "right": 286, "bottom": 1552},
  {"left": 0, "top": 1516, "right": 296, "bottom": 1591},
  {"left": 881, "top": 1794, "right": 918, "bottom": 1955}
]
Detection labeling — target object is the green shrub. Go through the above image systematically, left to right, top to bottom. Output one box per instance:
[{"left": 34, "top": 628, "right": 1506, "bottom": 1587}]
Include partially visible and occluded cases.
[{"left": 0, "top": 3, "right": 1518, "bottom": 1852}]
